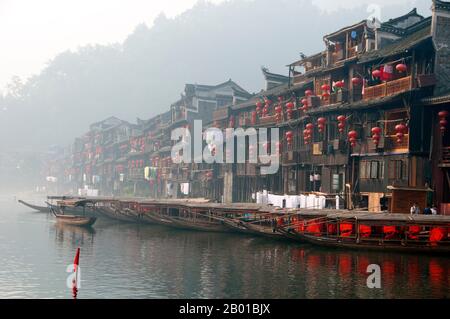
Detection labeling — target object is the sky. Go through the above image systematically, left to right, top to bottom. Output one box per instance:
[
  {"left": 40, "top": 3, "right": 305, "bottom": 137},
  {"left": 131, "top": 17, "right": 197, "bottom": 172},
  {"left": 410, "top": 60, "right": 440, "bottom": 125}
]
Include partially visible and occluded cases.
[{"left": 0, "top": 0, "right": 431, "bottom": 92}]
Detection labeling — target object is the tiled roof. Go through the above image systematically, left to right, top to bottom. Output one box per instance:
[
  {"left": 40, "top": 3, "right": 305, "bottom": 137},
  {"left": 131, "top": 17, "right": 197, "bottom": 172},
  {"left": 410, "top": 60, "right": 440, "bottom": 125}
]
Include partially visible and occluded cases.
[{"left": 358, "top": 25, "right": 431, "bottom": 63}]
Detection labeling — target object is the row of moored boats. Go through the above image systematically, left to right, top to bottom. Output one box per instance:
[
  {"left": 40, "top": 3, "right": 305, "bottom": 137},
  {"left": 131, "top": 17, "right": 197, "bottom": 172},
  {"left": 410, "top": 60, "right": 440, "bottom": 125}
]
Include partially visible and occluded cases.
[{"left": 18, "top": 197, "right": 450, "bottom": 254}]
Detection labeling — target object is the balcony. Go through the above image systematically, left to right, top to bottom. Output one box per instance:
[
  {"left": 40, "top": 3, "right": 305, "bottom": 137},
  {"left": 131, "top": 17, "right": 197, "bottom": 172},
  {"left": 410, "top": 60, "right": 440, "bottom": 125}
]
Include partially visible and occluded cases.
[
  {"left": 347, "top": 45, "right": 358, "bottom": 59},
  {"left": 363, "top": 76, "right": 412, "bottom": 101},
  {"left": 320, "top": 90, "right": 349, "bottom": 107},
  {"left": 384, "top": 135, "right": 409, "bottom": 152},
  {"left": 442, "top": 147, "right": 450, "bottom": 165},
  {"left": 128, "top": 168, "right": 144, "bottom": 180}
]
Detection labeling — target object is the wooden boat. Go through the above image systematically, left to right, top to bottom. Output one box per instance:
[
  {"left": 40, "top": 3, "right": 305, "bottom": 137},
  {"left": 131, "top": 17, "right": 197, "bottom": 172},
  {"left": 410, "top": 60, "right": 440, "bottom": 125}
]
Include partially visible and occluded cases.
[
  {"left": 50, "top": 199, "right": 99, "bottom": 227},
  {"left": 18, "top": 200, "right": 52, "bottom": 213},
  {"left": 279, "top": 212, "right": 450, "bottom": 254},
  {"left": 53, "top": 213, "right": 97, "bottom": 227}
]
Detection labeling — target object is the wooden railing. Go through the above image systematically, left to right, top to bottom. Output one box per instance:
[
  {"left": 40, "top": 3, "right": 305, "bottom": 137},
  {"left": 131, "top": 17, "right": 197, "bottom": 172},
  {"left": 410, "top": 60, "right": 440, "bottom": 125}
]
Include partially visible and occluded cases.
[
  {"left": 347, "top": 46, "right": 358, "bottom": 59},
  {"left": 363, "top": 76, "right": 412, "bottom": 100},
  {"left": 385, "top": 135, "right": 409, "bottom": 151},
  {"left": 442, "top": 147, "right": 450, "bottom": 164}
]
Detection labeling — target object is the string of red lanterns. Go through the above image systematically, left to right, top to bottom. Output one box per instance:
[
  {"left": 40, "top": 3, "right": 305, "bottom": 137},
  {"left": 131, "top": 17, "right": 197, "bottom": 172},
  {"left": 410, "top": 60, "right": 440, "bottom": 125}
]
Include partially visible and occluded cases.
[
  {"left": 321, "top": 84, "right": 331, "bottom": 100},
  {"left": 286, "top": 101, "right": 295, "bottom": 120},
  {"left": 275, "top": 104, "right": 283, "bottom": 123},
  {"left": 438, "top": 110, "right": 449, "bottom": 135},
  {"left": 337, "top": 115, "right": 346, "bottom": 133},
  {"left": 317, "top": 117, "right": 326, "bottom": 133},
  {"left": 304, "top": 123, "right": 314, "bottom": 145},
  {"left": 394, "top": 123, "right": 407, "bottom": 144},
  {"left": 371, "top": 127, "right": 382, "bottom": 147},
  {"left": 348, "top": 130, "right": 358, "bottom": 148},
  {"left": 286, "top": 131, "right": 293, "bottom": 147}
]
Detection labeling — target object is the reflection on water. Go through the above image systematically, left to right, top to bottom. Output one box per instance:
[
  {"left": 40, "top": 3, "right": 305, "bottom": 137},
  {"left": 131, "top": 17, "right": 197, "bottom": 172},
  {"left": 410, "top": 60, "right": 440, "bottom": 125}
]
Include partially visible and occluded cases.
[{"left": 0, "top": 198, "right": 449, "bottom": 298}]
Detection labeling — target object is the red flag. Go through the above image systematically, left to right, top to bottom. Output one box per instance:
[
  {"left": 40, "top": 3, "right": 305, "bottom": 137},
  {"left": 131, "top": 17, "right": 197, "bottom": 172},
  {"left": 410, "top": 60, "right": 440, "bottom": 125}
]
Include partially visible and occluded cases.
[
  {"left": 72, "top": 248, "right": 80, "bottom": 299},
  {"left": 73, "top": 248, "right": 80, "bottom": 270}
]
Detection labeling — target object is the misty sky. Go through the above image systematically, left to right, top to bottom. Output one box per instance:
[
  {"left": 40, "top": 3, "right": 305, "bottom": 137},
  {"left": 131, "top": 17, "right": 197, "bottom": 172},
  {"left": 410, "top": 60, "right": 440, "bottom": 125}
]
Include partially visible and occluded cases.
[{"left": 0, "top": 0, "right": 430, "bottom": 92}]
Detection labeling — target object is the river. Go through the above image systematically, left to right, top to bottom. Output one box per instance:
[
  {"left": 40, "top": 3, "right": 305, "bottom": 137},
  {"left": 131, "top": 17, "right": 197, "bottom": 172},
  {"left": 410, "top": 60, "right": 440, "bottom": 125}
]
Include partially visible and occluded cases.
[{"left": 0, "top": 195, "right": 448, "bottom": 299}]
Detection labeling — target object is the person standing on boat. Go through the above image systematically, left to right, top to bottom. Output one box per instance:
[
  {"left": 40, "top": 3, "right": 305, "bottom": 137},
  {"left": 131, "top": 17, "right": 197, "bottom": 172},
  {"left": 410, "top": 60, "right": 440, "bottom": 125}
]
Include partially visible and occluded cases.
[
  {"left": 410, "top": 203, "right": 420, "bottom": 215},
  {"left": 431, "top": 205, "right": 438, "bottom": 215},
  {"left": 271, "top": 218, "right": 277, "bottom": 233}
]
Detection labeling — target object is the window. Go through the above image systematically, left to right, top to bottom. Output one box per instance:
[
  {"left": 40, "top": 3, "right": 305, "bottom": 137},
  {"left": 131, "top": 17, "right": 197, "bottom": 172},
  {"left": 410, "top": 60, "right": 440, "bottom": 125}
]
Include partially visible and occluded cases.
[
  {"left": 388, "top": 159, "right": 407, "bottom": 180},
  {"left": 360, "top": 160, "right": 383, "bottom": 180}
]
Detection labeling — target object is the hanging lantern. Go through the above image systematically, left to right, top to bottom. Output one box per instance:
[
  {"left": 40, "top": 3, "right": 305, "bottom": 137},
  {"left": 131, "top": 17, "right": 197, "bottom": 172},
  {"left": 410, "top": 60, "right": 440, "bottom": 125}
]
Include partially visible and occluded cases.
[
  {"left": 396, "top": 63, "right": 407, "bottom": 73},
  {"left": 372, "top": 69, "right": 381, "bottom": 78},
  {"left": 351, "top": 77, "right": 362, "bottom": 86},
  {"left": 334, "top": 80, "right": 345, "bottom": 89},
  {"left": 321, "top": 84, "right": 331, "bottom": 91},
  {"left": 305, "top": 90, "right": 313, "bottom": 97},
  {"left": 322, "top": 91, "right": 330, "bottom": 100},
  {"left": 300, "top": 98, "right": 308, "bottom": 112},
  {"left": 286, "top": 102, "right": 294, "bottom": 109},
  {"left": 275, "top": 105, "right": 283, "bottom": 122},
  {"left": 438, "top": 110, "right": 449, "bottom": 134},
  {"left": 337, "top": 115, "right": 346, "bottom": 133},
  {"left": 317, "top": 117, "right": 327, "bottom": 133},
  {"left": 338, "top": 122, "right": 346, "bottom": 133},
  {"left": 306, "top": 123, "right": 314, "bottom": 130},
  {"left": 395, "top": 123, "right": 407, "bottom": 143},
  {"left": 371, "top": 127, "right": 382, "bottom": 146},
  {"left": 303, "top": 129, "right": 311, "bottom": 145},
  {"left": 348, "top": 130, "right": 358, "bottom": 148},
  {"left": 286, "top": 131, "right": 293, "bottom": 146}
]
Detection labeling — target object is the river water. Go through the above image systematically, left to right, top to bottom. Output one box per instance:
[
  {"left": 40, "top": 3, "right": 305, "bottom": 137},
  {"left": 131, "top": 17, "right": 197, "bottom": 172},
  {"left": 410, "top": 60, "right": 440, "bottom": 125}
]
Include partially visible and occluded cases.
[{"left": 0, "top": 196, "right": 448, "bottom": 299}]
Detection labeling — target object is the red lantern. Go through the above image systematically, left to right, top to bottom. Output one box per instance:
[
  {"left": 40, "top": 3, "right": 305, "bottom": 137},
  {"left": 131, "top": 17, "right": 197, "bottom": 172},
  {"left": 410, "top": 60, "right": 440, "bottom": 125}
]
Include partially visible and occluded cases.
[
  {"left": 396, "top": 63, "right": 407, "bottom": 73},
  {"left": 372, "top": 69, "right": 381, "bottom": 78},
  {"left": 351, "top": 77, "right": 362, "bottom": 86},
  {"left": 334, "top": 80, "right": 345, "bottom": 89},
  {"left": 321, "top": 84, "right": 330, "bottom": 91},
  {"left": 305, "top": 90, "right": 313, "bottom": 97},
  {"left": 322, "top": 91, "right": 330, "bottom": 100},
  {"left": 301, "top": 98, "right": 308, "bottom": 106},
  {"left": 286, "top": 102, "right": 294, "bottom": 109},
  {"left": 438, "top": 110, "right": 449, "bottom": 134},
  {"left": 438, "top": 110, "right": 449, "bottom": 118},
  {"left": 337, "top": 115, "right": 346, "bottom": 122},
  {"left": 337, "top": 116, "right": 347, "bottom": 133},
  {"left": 317, "top": 117, "right": 326, "bottom": 133},
  {"left": 317, "top": 117, "right": 326, "bottom": 125},
  {"left": 306, "top": 123, "right": 314, "bottom": 130},
  {"left": 394, "top": 123, "right": 407, "bottom": 143},
  {"left": 371, "top": 127, "right": 382, "bottom": 146},
  {"left": 303, "top": 128, "right": 312, "bottom": 145},
  {"left": 348, "top": 130, "right": 358, "bottom": 147},
  {"left": 286, "top": 131, "right": 293, "bottom": 146}
]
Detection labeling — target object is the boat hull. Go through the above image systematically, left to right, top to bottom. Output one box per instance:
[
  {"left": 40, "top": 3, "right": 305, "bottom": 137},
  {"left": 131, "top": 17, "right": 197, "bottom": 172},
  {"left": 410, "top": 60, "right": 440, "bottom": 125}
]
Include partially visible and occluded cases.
[
  {"left": 54, "top": 214, "right": 97, "bottom": 227},
  {"left": 288, "top": 231, "right": 450, "bottom": 255}
]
